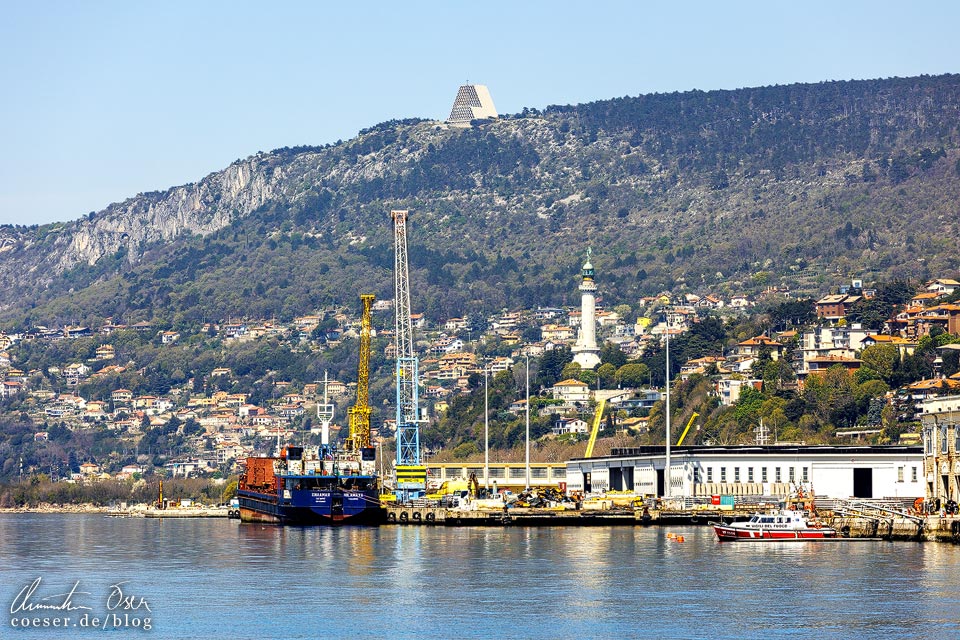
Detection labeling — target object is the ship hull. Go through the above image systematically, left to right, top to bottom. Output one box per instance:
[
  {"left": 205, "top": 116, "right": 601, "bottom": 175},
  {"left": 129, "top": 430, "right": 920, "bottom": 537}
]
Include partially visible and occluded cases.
[
  {"left": 238, "top": 488, "right": 383, "bottom": 526},
  {"left": 713, "top": 524, "right": 837, "bottom": 541}
]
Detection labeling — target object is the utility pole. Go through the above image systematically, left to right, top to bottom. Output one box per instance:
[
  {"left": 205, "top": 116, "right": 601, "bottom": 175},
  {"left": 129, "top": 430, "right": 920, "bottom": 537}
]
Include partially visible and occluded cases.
[
  {"left": 665, "top": 327, "right": 671, "bottom": 499},
  {"left": 525, "top": 355, "right": 531, "bottom": 490},
  {"left": 484, "top": 363, "right": 489, "bottom": 492}
]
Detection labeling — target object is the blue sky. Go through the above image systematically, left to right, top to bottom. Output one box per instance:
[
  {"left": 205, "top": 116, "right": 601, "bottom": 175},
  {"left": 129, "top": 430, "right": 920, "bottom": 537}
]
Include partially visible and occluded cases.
[{"left": 1, "top": 1, "right": 957, "bottom": 226}]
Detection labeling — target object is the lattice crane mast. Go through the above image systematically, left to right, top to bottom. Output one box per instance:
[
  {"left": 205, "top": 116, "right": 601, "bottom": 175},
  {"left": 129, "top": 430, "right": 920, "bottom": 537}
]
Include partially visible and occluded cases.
[
  {"left": 392, "top": 210, "right": 426, "bottom": 499},
  {"left": 346, "top": 293, "right": 374, "bottom": 452}
]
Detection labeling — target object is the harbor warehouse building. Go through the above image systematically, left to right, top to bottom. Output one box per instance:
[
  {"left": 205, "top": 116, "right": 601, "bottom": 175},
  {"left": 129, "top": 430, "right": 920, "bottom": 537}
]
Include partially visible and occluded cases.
[{"left": 565, "top": 445, "right": 923, "bottom": 501}]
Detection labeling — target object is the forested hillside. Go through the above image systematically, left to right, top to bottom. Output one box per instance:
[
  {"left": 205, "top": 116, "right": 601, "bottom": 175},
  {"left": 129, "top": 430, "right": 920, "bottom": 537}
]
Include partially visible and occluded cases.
[{"left": 1, "top": 75, "right": 959, "bottom": 329}]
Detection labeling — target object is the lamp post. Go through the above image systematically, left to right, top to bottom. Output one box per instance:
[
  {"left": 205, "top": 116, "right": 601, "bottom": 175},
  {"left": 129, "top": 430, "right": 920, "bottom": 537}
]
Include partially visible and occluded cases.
[
  {"left": 664, "top": 327, "right": 671, "bottom": 499},
  {"left": 525, "top": 354, "right": 531, "bottom": 490},
  {"left": 484, "top": 362, "right": 489, "bottom": 493}
]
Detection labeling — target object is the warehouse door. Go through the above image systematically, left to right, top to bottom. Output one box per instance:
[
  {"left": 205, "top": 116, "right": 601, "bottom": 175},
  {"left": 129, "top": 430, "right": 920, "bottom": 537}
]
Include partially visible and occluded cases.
[
  {"left": 610, "top": 468, "right": 624, "bottom": 491},
  {"left": 853, "top": 468, "right": 873, "bottom": 498},
  {"left": 656, "top": 469, "right": 665, "bottom": 497}
]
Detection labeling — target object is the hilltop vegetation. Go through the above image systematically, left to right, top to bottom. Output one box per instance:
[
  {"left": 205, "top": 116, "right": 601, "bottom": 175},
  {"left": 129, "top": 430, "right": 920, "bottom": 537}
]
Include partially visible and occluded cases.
[{"left": 0, "top": 75, "right": 959, "bottom": 329}]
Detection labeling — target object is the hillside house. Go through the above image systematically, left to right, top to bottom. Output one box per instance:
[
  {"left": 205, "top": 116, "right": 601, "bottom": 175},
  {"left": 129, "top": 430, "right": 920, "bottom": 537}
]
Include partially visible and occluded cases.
[
  {"left": 926, "top": 278, "right": 960, "bottom": 297},
  {"left": 910, "top": 292, "right": 940, "bottom": 308},
  {"left": 815, "top": 294, "right": 862, "bottom": 320},
  {"left": 444, "top": 317, "right": 468, "bottom": 332},
  {"left": 541, "top": 324, "right": 574, "bottom": 342},
  {"left": 860, "top": 334, "right": 917, "bottom": 359},
  {"left": 735, "top": 335, "right": 783, "bottom": 361},
  {"left": 95, "top": 345, "right": 115, "bottom": 360},
  {"left": 489, "top": 356, "right": 514, "bottom": 374},
  {"left": 803, "top": 356, "right": 862, "bottom": 378},
  {"left": 63, "top": 363, "right": 91, "bottom": 386},
  {"left": 716, "top": 378, "right": 762, "bottom": 405},
  {"left": 551, "top": 379, "right": 591, "bottom": 405},
  {"left": 0, "top": 381, "right": 22, "bottom": 398},
  {"left": 552, "top": 417, "right": 589, "bottom": 435},
  {"left": 79, "top": 462, "right": 100, "bottom": 476}
]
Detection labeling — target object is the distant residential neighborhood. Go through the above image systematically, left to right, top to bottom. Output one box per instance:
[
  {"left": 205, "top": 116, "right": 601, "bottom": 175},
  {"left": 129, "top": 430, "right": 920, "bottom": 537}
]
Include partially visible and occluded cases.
[{"left": 1, "top": 275, "right": 959, "bottom": 482}]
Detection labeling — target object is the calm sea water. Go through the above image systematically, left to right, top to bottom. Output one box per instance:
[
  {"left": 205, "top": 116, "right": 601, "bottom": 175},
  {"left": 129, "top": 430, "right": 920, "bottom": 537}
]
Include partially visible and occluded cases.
[{"left": 1, "top": 514, "right": 959, "bottom": 639}]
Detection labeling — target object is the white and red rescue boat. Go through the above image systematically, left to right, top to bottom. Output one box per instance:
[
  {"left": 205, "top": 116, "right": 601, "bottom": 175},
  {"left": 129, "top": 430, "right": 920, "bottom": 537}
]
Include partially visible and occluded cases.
[{"left": 712, "top": 509, "right": 836, "bottom": 541}]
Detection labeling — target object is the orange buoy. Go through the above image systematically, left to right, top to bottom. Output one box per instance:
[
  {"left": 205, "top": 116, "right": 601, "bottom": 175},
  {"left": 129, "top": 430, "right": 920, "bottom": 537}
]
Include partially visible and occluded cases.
[{"left": 677, "top": 536, "right": 685, "bottom": 543}]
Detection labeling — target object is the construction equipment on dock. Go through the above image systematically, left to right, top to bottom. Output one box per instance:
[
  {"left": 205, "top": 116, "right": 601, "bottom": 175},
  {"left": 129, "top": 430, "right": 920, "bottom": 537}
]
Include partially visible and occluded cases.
[
  {"left": 392, "top": 210, "right": 426, "bottom": 500},
  {"left": 346, "top": 294, "right": 374, "bottom": 452}
]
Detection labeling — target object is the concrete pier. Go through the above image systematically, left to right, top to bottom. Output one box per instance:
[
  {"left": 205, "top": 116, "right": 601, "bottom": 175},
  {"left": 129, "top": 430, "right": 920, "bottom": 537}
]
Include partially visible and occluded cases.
[{"left": 382, "top": 505, "right": 960, "bottom": 543}]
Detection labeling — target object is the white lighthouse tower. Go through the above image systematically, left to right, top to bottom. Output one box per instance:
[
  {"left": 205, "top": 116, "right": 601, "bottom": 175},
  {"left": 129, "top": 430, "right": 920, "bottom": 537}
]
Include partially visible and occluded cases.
[{"left": 572, "top": 249, "right": 602, "bottom": 369}]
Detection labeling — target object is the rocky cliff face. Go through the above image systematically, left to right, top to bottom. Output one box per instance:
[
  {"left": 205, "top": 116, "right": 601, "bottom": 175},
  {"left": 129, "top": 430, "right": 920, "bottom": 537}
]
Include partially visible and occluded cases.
[
  {"left": 0, "top": 155, "right": 291, "bottom": 307},
  {"left": 67, "top": 159, "right": 282, "bottom": 267}
]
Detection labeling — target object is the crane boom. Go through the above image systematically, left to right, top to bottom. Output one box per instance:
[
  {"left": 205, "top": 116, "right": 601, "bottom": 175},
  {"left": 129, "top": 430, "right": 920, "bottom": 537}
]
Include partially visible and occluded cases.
[
  {"left": 392, "top": 210, "right": 425, "bottom": 499},
  {"left": 346, "top": 294, "right": 374, "bottom": 451},
  {"left": 584, "top": 398, "right": 607, "bottom": 458},
  {"left": 676, "top": 412, "right": 699, "bottom": 446}
]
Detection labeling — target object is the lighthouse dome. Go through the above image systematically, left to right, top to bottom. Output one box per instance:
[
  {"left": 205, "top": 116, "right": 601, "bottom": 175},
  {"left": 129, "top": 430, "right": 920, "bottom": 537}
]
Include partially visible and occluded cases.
[{"left": 582, "top": 259, "right": 594, "bottom": 279}]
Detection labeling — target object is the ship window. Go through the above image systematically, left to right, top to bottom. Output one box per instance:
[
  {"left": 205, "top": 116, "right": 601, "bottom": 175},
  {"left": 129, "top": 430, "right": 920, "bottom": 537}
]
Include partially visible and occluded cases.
[
  {"left": 898, "top": 466, "right": 904, "bottom": 483},
  {"left": 693, "top": 467, "right": 702, "bottom": 483},
  {"left": 706, "top": 467, "right": 713, "bottom": 483},
  {"left": 720, "top": 467, "right": 727, "bottom": 482},
  {"left": 734, "top": 467, "right": 740, "bottom": 483},
  {"left": 747, "top": 467, "right": 754, "bottom": 483},
  {"left": 762, "top": 467, "right": 768, "bottom": 483},
  {"left": 775, "top": 467, "right": 782, "bottom": 483},
  {"left": 789, "top": 467, "right": 795, "bottom": 482},
  {"left": 802, "top": 467, "right": 809, "bottom": 483},
  {"left": 912, "top": 467, "right": 918, "bottom": 483}
]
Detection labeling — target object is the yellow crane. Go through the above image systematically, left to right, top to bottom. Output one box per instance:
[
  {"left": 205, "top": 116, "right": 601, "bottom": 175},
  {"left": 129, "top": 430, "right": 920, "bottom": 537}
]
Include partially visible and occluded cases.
[
  {"left": 346, "top": 294, "right": 374, "bottom": 451},
  {"left": 584, "top": 398, "right": 607, "bottom": 458},
  {"left": 676, "top": 412, "right": 700, "bottom": 446}
]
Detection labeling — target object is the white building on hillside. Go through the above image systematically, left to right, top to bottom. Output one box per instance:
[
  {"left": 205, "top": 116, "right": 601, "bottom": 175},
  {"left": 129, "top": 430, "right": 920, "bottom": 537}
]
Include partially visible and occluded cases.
[{"left": 447, "top": 84, "right": 498, "bottom": 126}]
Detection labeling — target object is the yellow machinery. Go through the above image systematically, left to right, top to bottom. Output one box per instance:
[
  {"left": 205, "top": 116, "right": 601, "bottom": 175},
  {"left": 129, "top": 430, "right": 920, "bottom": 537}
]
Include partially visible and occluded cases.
[
  {"left": 346, "top": 294, "right": 374, "bottom": 451},
  {"left": 584, "top": 398, "right": 607, "bottom": 458},
  {"left": 676, "top": 412, "right": 700, "bottom": 446}
]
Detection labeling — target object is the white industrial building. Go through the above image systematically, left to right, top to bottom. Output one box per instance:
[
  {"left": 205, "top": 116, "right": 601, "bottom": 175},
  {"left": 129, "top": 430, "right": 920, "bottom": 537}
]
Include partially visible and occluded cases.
[{"left": 565, "top": 445, "right": 924, "bottom": 501}]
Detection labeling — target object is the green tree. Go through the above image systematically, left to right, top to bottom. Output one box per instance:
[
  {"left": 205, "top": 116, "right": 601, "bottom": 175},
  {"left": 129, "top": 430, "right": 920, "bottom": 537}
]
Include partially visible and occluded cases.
[
  {"left": 600, "top": 343, "right": 628, "bottom": 369},
  {"left": 859, "top": 344, "right": 898, "bottom": 382},
  {"left": 560, "top": 362, "right": 582, "bottom": 381},
  {"left": 597, "top": 363, "right": 617, "bottom": 389},
  {"left": 615, "top": 363, "right": 650, "bottom": 388}
]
